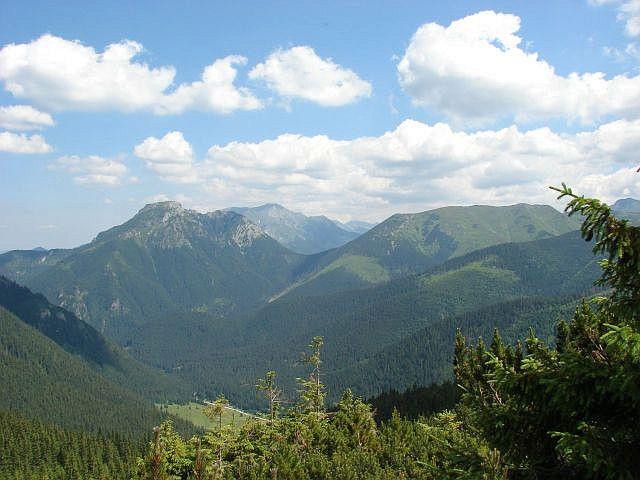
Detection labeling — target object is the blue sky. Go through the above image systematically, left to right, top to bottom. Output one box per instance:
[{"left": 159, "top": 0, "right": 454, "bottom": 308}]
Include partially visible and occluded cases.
[{"left": 1, "top": 0, "right": 640, "bottom": 250}]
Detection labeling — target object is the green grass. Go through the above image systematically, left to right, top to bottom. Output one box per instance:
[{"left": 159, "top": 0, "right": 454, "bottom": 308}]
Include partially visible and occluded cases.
[
  {"left": 315, "top": 255, "right": 390, "bottom": 283},
  {"left": 158, "top": 402, "right": 253, "bottom": 430}
]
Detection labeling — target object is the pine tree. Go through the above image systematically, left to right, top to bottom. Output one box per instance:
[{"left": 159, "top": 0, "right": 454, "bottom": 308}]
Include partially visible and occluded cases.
[
  {"left": 296, "top": 336, "right": 326, "bottom": 416},
  {"left": 256, "top": 370, "right": 282, "bottom": 422},
  {"left": 204, "top": 394, "right": 229, "bottom": 430}
]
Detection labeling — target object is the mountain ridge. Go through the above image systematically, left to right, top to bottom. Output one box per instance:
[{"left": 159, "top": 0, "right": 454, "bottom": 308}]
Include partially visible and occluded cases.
[{"left": 226, "top": 203, "right": 360, "bottom": 254}]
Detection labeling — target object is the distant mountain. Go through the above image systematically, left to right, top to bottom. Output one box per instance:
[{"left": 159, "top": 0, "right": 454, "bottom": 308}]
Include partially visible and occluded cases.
[
  {"left": 612, "top": 198, "right": 640, "bottom": 212},
  {"left": 613, "top": 198, "right": 640, "bottom": 224},
  {"left": 0, "top": 202, "right": 307, "bottom": 340},
  {"left": 227, "top": 203, "right": 359, "bottom": 254},
  {"left": 280, "top": 203, "right": 582, "bottom": 299},
  {"left": 332, "top": 219, "right": 376, "bottom": 234},
  {"left": 0, "top": 248, "right": 70, "bottom": 284}
]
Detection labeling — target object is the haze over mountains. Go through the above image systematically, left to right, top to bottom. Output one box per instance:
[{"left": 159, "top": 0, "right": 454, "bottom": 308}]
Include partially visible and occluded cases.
[{"left": 226, "top": 203, "right": 362, "bottom": 254}]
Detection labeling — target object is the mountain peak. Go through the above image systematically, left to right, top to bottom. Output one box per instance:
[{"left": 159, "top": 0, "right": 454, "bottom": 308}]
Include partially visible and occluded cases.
[
  {"left": 138, "top": 200, "right": 184, "bottom": 214},
  {"left": 260, "top": 203, "right": 287, "bottom": 210},
  {"left": 226, "top": 204, "right": 359, "bottom": 254}
]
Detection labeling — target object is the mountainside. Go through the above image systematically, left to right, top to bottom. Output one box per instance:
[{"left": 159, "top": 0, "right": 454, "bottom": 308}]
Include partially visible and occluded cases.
[
  {"left": 0, "top": 202, "right": 308, "bottom": 339},
  {"left": 227, "top": 203, "right": 359, "bottom": 254},
  {"left": 279, "top": 203, "right": 582, "bottom": 299},
  {"left": 125, "top": 230, "right": 600, "bottom": 408},
  {"left": 0, "top": 248, "right": 71, "bottom": 285},
  {"left": 0, "top": 276, "right": 190, "bottom": 402},
  {"left": 0, "top": 304, "right": 177, "bottom": 436},
  {"left": 0, "top": 410, "right": 140, "bottom": 480}
]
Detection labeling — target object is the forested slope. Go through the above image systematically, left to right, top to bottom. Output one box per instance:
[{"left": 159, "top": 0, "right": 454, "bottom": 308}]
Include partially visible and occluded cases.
[
  {"left": 280, "top": 203, "right": 581, "bottom": 298},
  {"left": 127, "top": 231, "right": 600, "bottom": 407},
  {"left": 0, "top": 275, "right": 191, "bottom": 402},
  {"left": 0, "top": 304, "right": 194, "bottom": 436},
  {"left": 0, "top": 410, "right": 141, "bottom": 480}
]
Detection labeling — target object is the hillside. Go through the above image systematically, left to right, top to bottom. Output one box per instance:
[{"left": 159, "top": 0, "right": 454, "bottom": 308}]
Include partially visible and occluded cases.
[
  {"left": 0, "top": 202, "right": 308, "bottom": 339},
  {"left": 227, "top": 203, "right": 359, "bottom": 254},
  {"left": 279, "top": 203, "right": 582, "bottom": 298},
  {"left": 125, "top": 230, "right": 600, "bottom": 407},
  {"left": 0, "top": 276, "right": 191, "bottom": 402},
  {"left": 0, "top": 304, "right": 181, "bottom": 436},
  {"left": 0, "top": 410, "right": 140, "bottom": 480}
]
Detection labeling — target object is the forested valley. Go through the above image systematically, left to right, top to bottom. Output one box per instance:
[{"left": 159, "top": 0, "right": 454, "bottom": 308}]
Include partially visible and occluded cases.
[{"left": 0, "top": 186, "right": 638, "bottom": 479}]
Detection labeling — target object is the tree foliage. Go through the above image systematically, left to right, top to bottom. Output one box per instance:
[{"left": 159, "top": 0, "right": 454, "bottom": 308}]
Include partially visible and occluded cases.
[{"left": 455, "top": 185, "right": 640, "bottom": 479}]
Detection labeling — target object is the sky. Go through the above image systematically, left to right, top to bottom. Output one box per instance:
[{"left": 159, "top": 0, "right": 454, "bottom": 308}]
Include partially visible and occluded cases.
[{"left": 1, "top": 0, "right": 640, "bottom": 250}]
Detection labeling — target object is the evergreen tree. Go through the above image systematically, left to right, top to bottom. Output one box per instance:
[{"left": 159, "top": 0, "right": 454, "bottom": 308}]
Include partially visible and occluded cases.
[
  {"left": 455, "top": 185, "right": 640, "bottom": 479},
  {"left": 296, "top": 336, "right": 326, "bottom": 416},
  {"left": 256, "top": 371, "right": 282, "bottom": 422},
  {"left": 204, "top": 394, "right": 229, "bottom": 430}
]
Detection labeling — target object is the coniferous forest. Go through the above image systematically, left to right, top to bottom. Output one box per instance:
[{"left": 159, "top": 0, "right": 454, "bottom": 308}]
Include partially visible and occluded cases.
[{"left": 4, "top": 3, "right": 640, "bottom": 478}]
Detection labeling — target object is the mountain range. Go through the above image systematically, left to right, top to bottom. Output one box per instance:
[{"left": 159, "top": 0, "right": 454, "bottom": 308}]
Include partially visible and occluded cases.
[
  {"left": 0, "top": 198, "right": 605, "bottom": 410},
  {"left": 0, "top": 202, "right": 580, "bottom": 341},
  {"left": 227, "top": 203, "right": 363, "bottom": 254},
  {"left": 123, "top": 229, "right": 600, "bottom": 406}
]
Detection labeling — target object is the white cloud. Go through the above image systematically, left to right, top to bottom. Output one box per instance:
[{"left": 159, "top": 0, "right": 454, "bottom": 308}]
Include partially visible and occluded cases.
[
  {"left": 592, "top": 0, "right": 640, "bottom": 36},
  {"left": 397, "top": 10, "right": 640, "bottom": 125},
  {"left": 0, "top": 34, "right": 260, "bottom": 115},
  {"left": 249, "top": 46, "right": 372, "bottom": 106},
  {"left": 158, "top": 56, "right": 261, "bottom": 114},
  {"left": 0, "top": 105, "right": 54, "bottom": 130},
  {"left": 135, "top": 120, "right": 637, "bottom": 222},
  {"left": 0, "top": 131, "right": 52, "bottom": 153},
  {"left": 134, "top": 131, "right": 198, "bottom": 183},
  {"left": 50, "top": 155, "right": 132, "bottom": 186},
  {"left": 145, "top": 193, "right": 193, "bottom": 205}
]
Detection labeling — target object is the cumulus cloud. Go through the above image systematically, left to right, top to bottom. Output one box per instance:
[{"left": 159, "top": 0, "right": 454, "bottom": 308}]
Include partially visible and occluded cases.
[
  {"left": 397, "top": 10, "right": 640, "bottom": 125},
  {"left": 0, "top": 34, "right": 260, "bottom": 114},
  {"left": 249, "top": 46, "right": 372, "bottom": 106},
  {"left": 158, "top": 56, "right": 261, "bottom": 114},
  {"left": 0, "top": 105, "right": 54, "bottom": 130},
  {"left": 137, "top": 120, "right": 639, "bottom": 221},
  {"left": 0, "top": 131, "right": 52, "bottom": 153},
  {"left": 134, "top": 131, "right": 198, "bottom": 183},
  {"left": 50, "top": 155, "right": 133, "bottom": 186}
]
